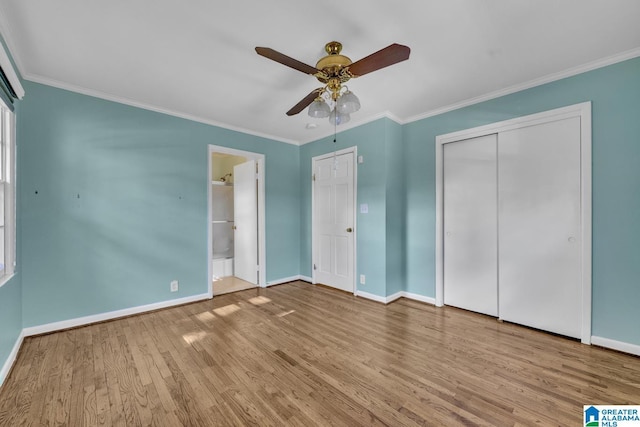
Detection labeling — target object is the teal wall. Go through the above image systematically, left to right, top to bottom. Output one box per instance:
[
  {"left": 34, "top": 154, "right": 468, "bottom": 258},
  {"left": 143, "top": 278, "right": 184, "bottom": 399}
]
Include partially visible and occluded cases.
[
  {"left": 2, "top": 47, "right": 640, "bottom": 383},
  {"left": 403, "top": 57, "right": 640, "bottom": 345},
  {"left": 18, "top": 81, "right": 301, "bottom": 327},
  {"left": 385, "top": 120, "right": 405, "bottom": 296}
]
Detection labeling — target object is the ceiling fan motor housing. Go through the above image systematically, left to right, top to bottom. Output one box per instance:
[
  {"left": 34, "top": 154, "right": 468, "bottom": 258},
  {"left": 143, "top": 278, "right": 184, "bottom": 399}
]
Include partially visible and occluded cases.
[{"left": 315, "top": 41, "right": 354, "bottom": 89}]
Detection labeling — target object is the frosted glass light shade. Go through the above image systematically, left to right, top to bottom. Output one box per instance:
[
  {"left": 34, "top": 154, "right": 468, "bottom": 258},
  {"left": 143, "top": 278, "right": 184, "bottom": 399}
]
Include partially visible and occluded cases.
[
  {"left": 336, "top": 90, "right": 360, "bottom": 114},
  {"left": 308, "top": 98, "right": 331, "bottom": 118},
  {"left": 329, "top": 108, "right": 350, "bottom": 125}
]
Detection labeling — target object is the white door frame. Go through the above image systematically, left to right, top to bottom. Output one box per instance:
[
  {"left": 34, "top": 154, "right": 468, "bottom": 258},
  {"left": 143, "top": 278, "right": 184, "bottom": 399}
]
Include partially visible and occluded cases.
[
  {"left": 435, "top": 102, "right": 592, "bottom": 343},
  {"left": 208, "top": 145, "right": 266, "bottom": 297},
  {"left": 311, "top": 146, "right": 358, "bottom": 294}
]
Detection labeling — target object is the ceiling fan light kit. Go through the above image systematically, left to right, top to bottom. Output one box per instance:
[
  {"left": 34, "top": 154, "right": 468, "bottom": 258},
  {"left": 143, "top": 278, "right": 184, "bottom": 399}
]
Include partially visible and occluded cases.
[
  {"left": 256, "top": 41, "right": 410, "bottom": 125},
  {"left": 336, "top": 90, "right": 360, "bottom": 115},
  {"left": 308, "top": 97, "right": 331, "bottom": 118},
  {"left": 329, "top": 108, "right": 350, "bottom": 126}
]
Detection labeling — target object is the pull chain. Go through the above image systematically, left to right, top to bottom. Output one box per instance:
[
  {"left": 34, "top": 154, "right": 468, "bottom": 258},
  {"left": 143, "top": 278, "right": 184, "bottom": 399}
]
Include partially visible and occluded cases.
[{"left": 333, "top": 115, "right": 338, "bottom": 171}]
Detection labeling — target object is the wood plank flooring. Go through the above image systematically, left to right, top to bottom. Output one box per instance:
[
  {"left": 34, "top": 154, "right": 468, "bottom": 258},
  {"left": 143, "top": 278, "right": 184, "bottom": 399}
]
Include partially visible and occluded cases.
[
  {"left": 213, "top": 276, "right": 257, "bottom": 296},
  {"left": 1, "top": 281, "right": 639, "bottom": 426}
]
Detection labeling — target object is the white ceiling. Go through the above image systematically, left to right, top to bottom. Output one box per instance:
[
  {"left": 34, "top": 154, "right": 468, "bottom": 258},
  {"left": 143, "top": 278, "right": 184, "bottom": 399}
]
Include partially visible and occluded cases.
[{"left": 1, "top": 1, "right": 639, "bottom": 145}]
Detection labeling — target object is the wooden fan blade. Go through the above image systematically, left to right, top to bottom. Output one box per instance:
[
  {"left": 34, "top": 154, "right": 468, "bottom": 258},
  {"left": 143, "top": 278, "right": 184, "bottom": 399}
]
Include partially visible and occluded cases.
[
  {"left": 348, "top": 43, "right": 411, "bottom": 77},
  {"left": 255, "top": 47, "right": 319, "bottom": 75},
  {"left": 286, "top": 88, "right": 323, "bottom": 116}
]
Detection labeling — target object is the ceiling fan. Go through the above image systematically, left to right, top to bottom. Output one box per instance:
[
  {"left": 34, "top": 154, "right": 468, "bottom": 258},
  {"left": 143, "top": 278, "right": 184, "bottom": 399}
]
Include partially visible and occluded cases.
[{"left": 255, "top": 41, "right": 410, "bottom": 124}]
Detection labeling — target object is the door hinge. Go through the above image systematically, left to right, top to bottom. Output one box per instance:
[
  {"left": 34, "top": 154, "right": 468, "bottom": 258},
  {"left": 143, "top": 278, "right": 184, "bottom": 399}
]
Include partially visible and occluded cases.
[
  {"left": 312, "top": 174, "right": 316, "bottom": 182},
  {"left": 313, "top": 264, "right": 317, "bottom": 270}
]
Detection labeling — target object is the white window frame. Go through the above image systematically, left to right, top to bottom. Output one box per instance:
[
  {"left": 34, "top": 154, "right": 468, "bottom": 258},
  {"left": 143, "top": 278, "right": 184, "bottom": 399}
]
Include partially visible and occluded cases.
[{"left": 0, "top": 98, "right": 16, "bottom": 287}]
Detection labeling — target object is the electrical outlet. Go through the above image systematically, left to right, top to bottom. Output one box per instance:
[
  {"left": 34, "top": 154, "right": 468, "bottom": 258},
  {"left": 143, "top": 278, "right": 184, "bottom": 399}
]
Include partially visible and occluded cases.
[
  {"left": 360, "top": 275, "right": 366, "bottom": 285},
  {"left": 170, "top": 280, "right": 179, "bottom": 292}
]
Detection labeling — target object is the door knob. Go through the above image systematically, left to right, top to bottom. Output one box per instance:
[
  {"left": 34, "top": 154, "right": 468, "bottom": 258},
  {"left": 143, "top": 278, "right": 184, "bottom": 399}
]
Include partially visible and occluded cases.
[{"left": 346, "top": 227, "right": 353, "bottom": 233}]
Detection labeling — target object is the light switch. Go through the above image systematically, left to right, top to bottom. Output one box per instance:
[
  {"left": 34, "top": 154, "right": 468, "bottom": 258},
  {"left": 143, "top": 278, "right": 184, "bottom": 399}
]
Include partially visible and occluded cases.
[
  {"left": 358, "top": 155, "right": 364, "bottom": 164},
  {"left": 360, "top": 203, "right": 368, "bottom": 214}
]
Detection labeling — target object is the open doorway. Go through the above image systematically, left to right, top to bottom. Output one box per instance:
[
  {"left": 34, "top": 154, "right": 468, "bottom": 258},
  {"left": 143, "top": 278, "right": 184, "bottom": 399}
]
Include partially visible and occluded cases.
[{"left": 208, "top": 145, "right": 265, "bottom": 296}]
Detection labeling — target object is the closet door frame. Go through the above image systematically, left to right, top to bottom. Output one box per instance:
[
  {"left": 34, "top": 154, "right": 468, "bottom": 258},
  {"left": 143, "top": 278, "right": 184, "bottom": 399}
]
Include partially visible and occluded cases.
[{"left": 434, "top": 102, "right": 592, "bottom": 344}]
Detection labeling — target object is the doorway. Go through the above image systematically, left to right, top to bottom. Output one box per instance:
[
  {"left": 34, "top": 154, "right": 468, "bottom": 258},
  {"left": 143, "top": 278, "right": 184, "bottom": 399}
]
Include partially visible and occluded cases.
[
  {"left": 208, "top": 145, "right": 266, "bottom": 296},
  {"left": 311, "top": 147, "right": 357, "bottom": 293}
]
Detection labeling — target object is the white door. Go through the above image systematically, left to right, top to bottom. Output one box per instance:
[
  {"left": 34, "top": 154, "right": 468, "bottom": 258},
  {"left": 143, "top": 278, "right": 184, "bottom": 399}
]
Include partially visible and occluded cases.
[
  {"left": 498, "top": 117, "right": 582, "bottom": 338},
  {"left": 443, "top": 134, "right": 498, "bottom": 316},
  {"left": 313, "top": 152, "right": 355, "bottom": 292},
  {"left": 233, "top": 160, "right": 258, "bottom": 285}
]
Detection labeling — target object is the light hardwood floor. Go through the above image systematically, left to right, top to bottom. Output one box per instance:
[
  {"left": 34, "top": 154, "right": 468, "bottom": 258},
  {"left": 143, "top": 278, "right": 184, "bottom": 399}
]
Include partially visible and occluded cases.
[
  {"left": 213, "top": 276, "right": 257, "bottom": 296},
  {"left": 0, "top": 281, "right": 639, "bottom": 426}
]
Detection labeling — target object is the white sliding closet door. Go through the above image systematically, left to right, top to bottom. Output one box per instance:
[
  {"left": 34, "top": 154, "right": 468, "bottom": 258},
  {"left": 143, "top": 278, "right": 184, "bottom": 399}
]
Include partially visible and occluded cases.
[
  {"left": 498, "top": 117, "right": 582, "bottom": 338},
  {"left": 443, "top": 134, "right": 498, "bottom": 316}
]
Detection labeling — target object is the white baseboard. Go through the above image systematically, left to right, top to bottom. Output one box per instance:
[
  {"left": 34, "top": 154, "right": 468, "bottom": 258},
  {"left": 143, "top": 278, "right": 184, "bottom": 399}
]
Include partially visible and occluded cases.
[
  {"left": 266, "top": 275, "right": 311, "bottom": 287},
  {"left": 299, "top": 275, "right": 313, "bottom": 283},
  {"left": 355, "top": 290, "right": 388, "bottom": 303},
  {"left": 356, "top": 290, "right": 436, "bottom": 305},
  {"left": 386, "top": 291, "right": 404, "bottom": 303},
  {"left": 402, "top": 292, "right": 436, "bottom": 305},
  {"left": 23, "top": 293, "right": 211, "bottom": 337},
  {"left": 0, "top": 330, "right": 25, "bottom": 388},
  {"left": 591, "top": 335, "right": 640, "bottom": 356}
]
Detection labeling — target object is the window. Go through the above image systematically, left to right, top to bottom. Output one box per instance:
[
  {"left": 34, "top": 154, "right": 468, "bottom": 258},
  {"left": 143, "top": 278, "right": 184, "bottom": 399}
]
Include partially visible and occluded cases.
[{"left": 0, "top": 99, "right": 15, "bottom": 285}]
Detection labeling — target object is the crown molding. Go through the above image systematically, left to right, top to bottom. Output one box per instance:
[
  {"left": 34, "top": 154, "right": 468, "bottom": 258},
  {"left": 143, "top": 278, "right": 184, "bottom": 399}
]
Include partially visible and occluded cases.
[
  {"left": 9, "top": 40, "right": 640, "bottom": 146},
  {"left": 403, "top": 47, "right": 640, "bottom": 125},
  {"left": 23, "top": 73, "right": 302, "bottom": 146}
]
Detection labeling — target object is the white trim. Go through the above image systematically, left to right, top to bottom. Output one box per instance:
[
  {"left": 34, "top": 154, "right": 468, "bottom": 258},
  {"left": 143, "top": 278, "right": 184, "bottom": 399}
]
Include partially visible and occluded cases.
[
  {"left": 0, "top": 40, "right": 24, "bottom": 99},
  {"left": 12, "top": 46, "right": 639, "bottom": 147},
  {"left": 404, "top": 47, "right": 640, "bottom": 125},
  {"left": 24, "top": 74, "right": 299, "bottom": 146},
  {"left": 435, "top": 102, "right": 592, "bottom": 343},
  {"left": 580, "top": 104, "right": 593, "bottom": 344},
  {"left": 0, "top": 105, "right": 16, "bottom": 288},
  {"left": 208, "top": 145, "right": 266, "bottom": 292},
  {"left": 311, "top": 146, "right": 358, "bottom": 294},
  {"left": 353, "top": 146, "right": 358, "bottom": 295},
  {"left": 207, "top": 151, "right": 213, "bottom": 298},
  {"left": 257, "top": 157, "right": 266, "bottom": 289},
  {"left": 0, "top": 273, "right": 14, "bottom": 289},
  {"left": 266, "top": 275, "right": 310, "bottom": 287},
  {"left": 354, "top": 290, "right": 436, "bottom": 305},
  {"left": 355, "top": 290, "right": 388, "bottom": 304},
  {"left": 385, "top": 291, "right": 404, "bottom": 304},
  {"left": 402, "top": 292, "right": 436, "bottom": 305},
  {"left": 23, "top": 293, "right": 210, "bottom": 337},
  {"left": 0, "top": 330, "right": 24, "bottom": 388},
  {"left": 591, "top": 336, "right": 640, "bottom": 357}
]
